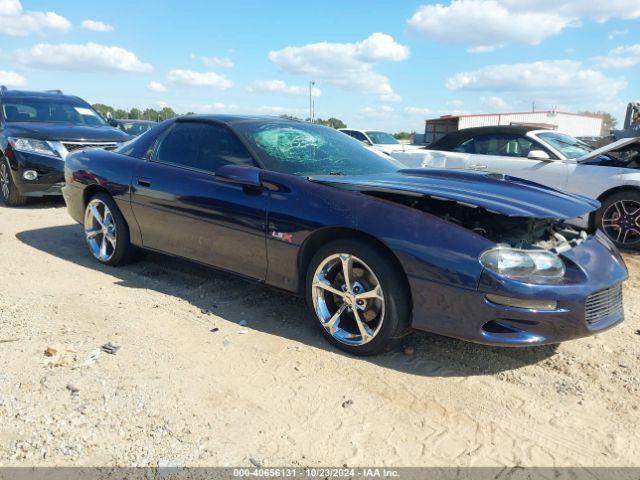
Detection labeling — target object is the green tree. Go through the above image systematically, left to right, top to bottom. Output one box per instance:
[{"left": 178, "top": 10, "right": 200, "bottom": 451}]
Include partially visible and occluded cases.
[
  {"left": 129, "top": 108, "right": 142, "bottom": 120},
  {"left": 579, "top": 111, "right": 618, "bottom": 135},
  {"left": 316, "top": 117, "right": 347, "bottom": 129},
  {"left": 393, "top": 131, "right": 414, "bottom": 140}
]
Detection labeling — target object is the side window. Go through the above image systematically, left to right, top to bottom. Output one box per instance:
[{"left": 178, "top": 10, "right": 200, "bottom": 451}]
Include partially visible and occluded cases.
[
  {"left": 153, "top": 122, "right": 255, "bottom": 172},
  {"left": 353, "top": 131, "right": 368, "bottom": 142},
  {"left": 471, "top": 134, "right": 534, "bottom": 158},
  {"left": 453, "top": 138, "right": 475, "bottom": 153}
]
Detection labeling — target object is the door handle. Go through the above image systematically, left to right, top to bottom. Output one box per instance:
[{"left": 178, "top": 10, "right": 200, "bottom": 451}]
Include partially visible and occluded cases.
[
  {"left": 469, "top": 164, "right": 487, "bottom": 170},
  {"left": 137, "top": 178, "right": 152, "bottom": 187}
]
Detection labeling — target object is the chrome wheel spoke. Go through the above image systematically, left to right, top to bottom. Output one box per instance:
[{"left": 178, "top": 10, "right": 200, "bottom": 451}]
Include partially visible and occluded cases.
[
  {"left": 89, "top": 204, "right": 104, "bottom": 227},
  {"left": 85, "top": 228, "right": 101, "bottom": 240},
  {"left": 105, "top": 232, "right": 117, "bottom": 248},
  {"left": 99, "top": 235, "right": 108, "bottom": 259},
  {"left": 340, "top": 254, "right": 353, "bottom": 292},
  {"left": 313, "top": 278, "right": 345, "bottom": 298},
  {"left": 356, "top": 285, "right": 383, "bottom": 301},
  {"left": 323, "top": 304, "right": 347, "bottom": 336},
  {"left": 352, "top": 308, "right": 373, "bottom": 343}
]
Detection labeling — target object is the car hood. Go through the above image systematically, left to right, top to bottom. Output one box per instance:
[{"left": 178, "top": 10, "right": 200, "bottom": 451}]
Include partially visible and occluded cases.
[
  {"left": 5, "top": 122, "right": 131, "bottom": 142},
  {"left": 575, "top": 137, "right": 640, "bottom": 163},
  {"left": 310, "top": 169, "right": 600, "bottom": 219}
]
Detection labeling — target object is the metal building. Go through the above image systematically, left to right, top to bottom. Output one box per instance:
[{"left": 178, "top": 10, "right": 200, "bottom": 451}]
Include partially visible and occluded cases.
[{"left": 421, "top": 111, "right": 603, "bottom": 145}]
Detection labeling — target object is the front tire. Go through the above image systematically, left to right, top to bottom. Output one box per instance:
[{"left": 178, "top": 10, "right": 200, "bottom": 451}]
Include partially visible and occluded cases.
[
  {"left": 0, "top": 160, "right": 28, "bottom": 207},
  {"left": 595, "top": 190, "right": 640, "bottom": 250},
  {"left": 84, "top": 192, "right": 133, "bottom": 265},
  {"left": 305, "top": 239, "right": 411, "bottom": 356}
]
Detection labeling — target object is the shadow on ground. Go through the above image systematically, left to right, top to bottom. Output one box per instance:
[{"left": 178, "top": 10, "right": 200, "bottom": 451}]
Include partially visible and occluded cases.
[{"left": 16, "top": 223, "right": 559, "bottom": 378}]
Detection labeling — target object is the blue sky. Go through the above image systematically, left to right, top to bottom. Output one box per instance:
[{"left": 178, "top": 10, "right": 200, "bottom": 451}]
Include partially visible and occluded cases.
[{"left": 0, "top": 0, "right": 639, "bottom": 131}]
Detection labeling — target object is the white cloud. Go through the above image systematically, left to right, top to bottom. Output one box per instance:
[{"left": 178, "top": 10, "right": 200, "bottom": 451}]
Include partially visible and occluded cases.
[
  {"left": 0, "top": 0, "right": 70, "bottom": 36},
  {"left": 407, "top": 0, "right": 640, "bottom": 51},
  {"left": 81, "top": 19, "right": 114, "bottom": 32},
  {"left": 608, "top": 29, "right": 628, "bottom": 40},
  {"left": 268, "top": 32, "right": 408, "bottom": 98},
  {"left": 15, "top": 42, "right": 152, "bottom": 72},
  {"left": 595, "top": 44, "right": 640, "bottom": 68},
  {"left": 201, "top": 55, "right": 234, "bottom": 68},
  {"left": 446, "top": 60, "right": 626, "bottom": 100},
  {"left": 0, "top": 69, "right": 27, "bottom": 87},
  {"left": 166, "top": 69, "right": 233, "bottom": 89},
  {"left": 247, "top": 79, "right": 321, "bottom": 97},
  {"left": 147, "top": 81, "right": 167, "bottom": 92},
  {"left": 380, "top": 93, "right": 402, "bottom": 103},
  {"left": 481, "top": 96, "right": 509, "bottom": 109},
  {"left": 447, "top": 99, "right": 465, "bottom": 107},
  {"left": 190, "top": 103, "right": 239, "bottom": 113},
  {"left": 256, "top": 105, "right": 305, "bottom": 116},
  {"left": 360, "top": 105, "right": 394, "bottom": 118},
  {"left": 404, "top": 106, "right": 433, "bottom": 116}
]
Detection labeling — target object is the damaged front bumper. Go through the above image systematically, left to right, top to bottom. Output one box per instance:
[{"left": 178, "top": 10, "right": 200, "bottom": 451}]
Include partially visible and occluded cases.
[{"left": 409, "top": 233, "right": 628, "bottom": 346}]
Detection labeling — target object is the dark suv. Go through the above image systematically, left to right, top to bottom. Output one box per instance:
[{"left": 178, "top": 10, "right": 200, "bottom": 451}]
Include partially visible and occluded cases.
[{"left": 0, "top": 87, "right": 130, "bottom": 206}]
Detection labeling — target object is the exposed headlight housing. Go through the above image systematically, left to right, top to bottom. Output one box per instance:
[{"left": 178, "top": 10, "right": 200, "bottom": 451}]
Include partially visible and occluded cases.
[
  {"left": 8, "top": 137, "right": 59, "bottom": 158},
  {"left": 480, "top": 247, "right": 565, "bottom": 282}
]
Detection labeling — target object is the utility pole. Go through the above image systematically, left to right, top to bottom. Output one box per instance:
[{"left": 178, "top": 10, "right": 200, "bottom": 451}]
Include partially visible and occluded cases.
[{"left": 309, "top": 80, "right": 315, "bottom": 123}]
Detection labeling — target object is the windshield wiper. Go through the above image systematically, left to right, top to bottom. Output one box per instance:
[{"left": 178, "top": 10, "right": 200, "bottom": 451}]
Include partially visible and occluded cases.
[{"left": 329, "top": 171, "right": 345, "bottom": 175}]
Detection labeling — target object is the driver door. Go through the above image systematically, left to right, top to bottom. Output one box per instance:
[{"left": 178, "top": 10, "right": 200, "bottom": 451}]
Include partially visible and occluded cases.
[
  {"left": 130, "top": 120, "right": 269, "bottom": 280},
  {"left": 461, "top": 134, "right": 570, "bottom": 190}
]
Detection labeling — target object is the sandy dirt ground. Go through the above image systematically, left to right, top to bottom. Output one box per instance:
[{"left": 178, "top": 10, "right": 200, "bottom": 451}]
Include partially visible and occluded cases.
[{"left": 0, "top": 199, "right": 639, "bottom": 468}]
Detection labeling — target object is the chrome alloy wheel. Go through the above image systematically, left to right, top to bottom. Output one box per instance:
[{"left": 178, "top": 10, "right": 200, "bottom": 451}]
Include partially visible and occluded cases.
[
  {"left": 0, "top": 162, "right": 10, "bottom": 200},
  {"left": 84, "top": 199, "right": 117, "bottom": 262},
  {"left": 602, "top": 199, "right": 640, "bottom": 246},
  {"left": 311, "top": 253, "right": 385, "bottom": 346}
]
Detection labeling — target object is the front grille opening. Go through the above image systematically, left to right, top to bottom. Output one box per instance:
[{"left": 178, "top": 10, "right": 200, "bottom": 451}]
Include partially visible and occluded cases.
[
  {"left": 63, "top": 143, "right": 118, "bottom": 153},
  {"left": 585, "top": 284, "right": 623, "bottom": 326}
]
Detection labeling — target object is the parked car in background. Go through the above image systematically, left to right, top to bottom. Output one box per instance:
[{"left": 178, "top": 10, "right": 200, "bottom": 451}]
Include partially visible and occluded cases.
[
  {"left": 0, "top": 87, "right": 130, "bottom": 206},
  {"left": 63, "top": 115, "right": 626, "bottom": 355},
  {"left": 109, "top": 118, "right": 156, "bottom": 137},
  {"left": 393, "top": 126, "right": 640, "bottom": 249},
  {"left": 339, "top": 128, "right": 422, "bottom": 155}
]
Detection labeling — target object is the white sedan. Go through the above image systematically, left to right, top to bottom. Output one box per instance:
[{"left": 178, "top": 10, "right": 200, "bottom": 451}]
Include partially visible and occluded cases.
[
  {"left": 392, "top": 126, "right": 640, "bottom": 249},
  {"left": 339, "top": 128, "right": 423, "bottom": 155}
]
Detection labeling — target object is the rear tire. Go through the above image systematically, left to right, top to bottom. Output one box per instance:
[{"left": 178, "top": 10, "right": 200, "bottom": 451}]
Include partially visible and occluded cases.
[
  {"left": 0, "top": 160, "right": 28, "bottom": 207},
  {"left": 595, "top": 190, "right": 640, "bottom": 250},
  {"left": 83, "top": 192, "right": 134, "bottom": 266},
  {"left": 305, "top": 239, "right": 411, "bottom": 356}
]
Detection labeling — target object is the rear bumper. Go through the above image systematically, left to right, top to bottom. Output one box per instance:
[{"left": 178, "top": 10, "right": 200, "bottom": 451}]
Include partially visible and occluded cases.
[{"left": 409, "top": 235, "right": 628, "bottom": 346}]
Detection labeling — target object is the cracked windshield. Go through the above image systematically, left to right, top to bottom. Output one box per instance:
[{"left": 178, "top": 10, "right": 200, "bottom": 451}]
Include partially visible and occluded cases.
[{"left": 237, "top": 122, "right": 402, "bottom": 176}]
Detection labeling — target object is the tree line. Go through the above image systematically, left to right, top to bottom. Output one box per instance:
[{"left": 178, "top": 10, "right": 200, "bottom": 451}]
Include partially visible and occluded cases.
[{"left": 91, "top": 103, "right": 417, "bottom": 139}]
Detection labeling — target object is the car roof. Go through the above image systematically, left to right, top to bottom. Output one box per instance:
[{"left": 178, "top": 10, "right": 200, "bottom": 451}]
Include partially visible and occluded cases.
[
  {"left": 0, "top": 89, "right": 84, "bottom": 102},
  {"left": 180, "top": 114, "right": 305, "bottom": 125},
  {"left": 115, "top": 118, "right": 157, "bottom": 124},
  {"left": 428, "top": 125, "right": 544, "bottom": 150}
]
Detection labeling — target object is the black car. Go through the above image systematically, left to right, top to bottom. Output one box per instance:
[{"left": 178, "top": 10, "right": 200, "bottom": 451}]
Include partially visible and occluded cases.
[
  {"left": 0, "top": 87, "right": 130, "bottom": 206},
  {"left": 109, "top": 118, "right": 157, "bottom": 137}
]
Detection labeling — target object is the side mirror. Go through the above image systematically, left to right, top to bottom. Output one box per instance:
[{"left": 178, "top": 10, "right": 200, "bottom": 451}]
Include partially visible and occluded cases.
[
  {"left": 108, "top": 118, "right": 118, "bottom": 127},
  {"left": 363, "top": 139, "right": 373, "bottom": 146},
  {"left": 527, "top": 150, "right": 551, "bottom": 161},
  {"left": 214, "top": 164, "right": 262, "bottom": 188}
]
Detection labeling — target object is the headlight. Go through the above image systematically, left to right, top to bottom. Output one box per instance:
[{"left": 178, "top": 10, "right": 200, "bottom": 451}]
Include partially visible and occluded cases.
[
  {"left": 8, "top": 137, "right": 59, "bottom": 158},
  {"left": 480, "top": 247, "right": 565, "bottom": 282}
]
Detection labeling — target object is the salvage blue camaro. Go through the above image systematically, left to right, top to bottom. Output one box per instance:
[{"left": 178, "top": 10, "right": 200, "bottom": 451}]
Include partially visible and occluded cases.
[{"left": 62, "top": 115, "right": 628, "bottom": 355}]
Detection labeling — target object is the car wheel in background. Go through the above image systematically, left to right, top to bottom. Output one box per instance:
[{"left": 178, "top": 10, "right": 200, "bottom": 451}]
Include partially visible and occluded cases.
[
  {"left": 0, "top": 160, "right": 28, "bottom": 207},
  {"left": 596, "top": 190, "right": 640, "bottom": 250},
  {"left": 84, "top": 192, "right": 134, "bottom": 266},
  {"left": 306, "top": 239, "right": 411, "bottom": 356}
]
